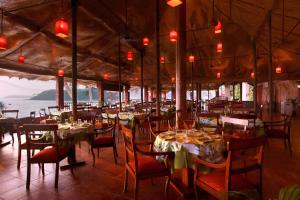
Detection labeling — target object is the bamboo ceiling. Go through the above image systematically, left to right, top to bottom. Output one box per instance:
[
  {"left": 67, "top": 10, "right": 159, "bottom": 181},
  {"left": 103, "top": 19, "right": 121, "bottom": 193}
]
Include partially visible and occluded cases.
[{"left": 0, "top": 0, "right": 299, "bottom": 88}]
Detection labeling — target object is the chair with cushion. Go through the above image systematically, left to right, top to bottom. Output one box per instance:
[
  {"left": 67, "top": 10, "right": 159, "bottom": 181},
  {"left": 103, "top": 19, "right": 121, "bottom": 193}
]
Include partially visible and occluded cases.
[
  {"left": 147, "top": 115, "right": 172, "bottom": 143},
  {"left": 263, "top": 115, "right": 292, "bottom": 155},
  {"left": 89, "top": 118, "right": 118, "bottom": 166},
  {"left": 20, "top": 124, "right": 71, "bottom": 189},
  {"left": 121, "top": 125, "right": 174, "bottom": 200},
  {"left": 193, "top": 136, "right": 265, "bottom": 200}
]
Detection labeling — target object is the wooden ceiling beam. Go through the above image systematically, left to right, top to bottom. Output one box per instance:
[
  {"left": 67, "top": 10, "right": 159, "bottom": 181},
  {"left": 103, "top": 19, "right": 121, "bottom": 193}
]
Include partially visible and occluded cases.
[{"left": 3, "top": 11, "right": 123, "bottom": 69}]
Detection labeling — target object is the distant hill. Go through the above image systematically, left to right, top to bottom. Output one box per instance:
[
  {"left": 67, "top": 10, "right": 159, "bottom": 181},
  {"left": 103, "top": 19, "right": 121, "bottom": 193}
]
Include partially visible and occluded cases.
[
  {"left": 30, "top": 88, "right": 120, "bottom": 104},
  {"left": 6, "top": 95, "right": 31, "bottom": 98}
]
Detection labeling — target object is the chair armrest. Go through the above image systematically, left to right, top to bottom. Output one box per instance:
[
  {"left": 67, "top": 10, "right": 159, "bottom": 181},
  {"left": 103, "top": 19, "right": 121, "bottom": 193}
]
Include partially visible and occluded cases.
[{"left": 193, "top": 157, "right": 226, "bottom": 169}]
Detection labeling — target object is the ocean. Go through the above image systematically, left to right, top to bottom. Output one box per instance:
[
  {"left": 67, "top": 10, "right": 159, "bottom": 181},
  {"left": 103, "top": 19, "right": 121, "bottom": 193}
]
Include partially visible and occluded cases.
[{"left": 0, "top": 97, "right": 96, "bottom": 118}]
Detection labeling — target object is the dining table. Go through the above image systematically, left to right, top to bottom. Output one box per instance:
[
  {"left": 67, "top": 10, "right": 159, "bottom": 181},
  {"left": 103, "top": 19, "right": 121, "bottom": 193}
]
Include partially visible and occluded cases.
[{"left": 153, "top": 129, "right": 225, "bottom": 196}]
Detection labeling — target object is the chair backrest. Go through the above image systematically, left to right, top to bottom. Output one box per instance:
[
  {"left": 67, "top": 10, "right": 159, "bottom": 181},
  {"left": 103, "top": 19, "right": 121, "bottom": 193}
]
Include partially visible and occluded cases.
[
  {"left": 48, "top": 106, "right": 59, "bottom": 115},
  {"left": 39, "top": 108, "right": 47, "bottom": 117},
  {"left": 2, "top": 109, "right": 19, "bottom": 119},
  {"left": 30, "top": 111, "right": 36, "bottom": 118},
  {"left": 148, "top": 115, "right": 170, "bottom": 136},
  {"left": 221, "top": 116, "right": 249, "bottom": 131},
  {"left": 20, "top": 124, "right": 59, "bottom": 157},
  {"left": 121, "top": 125, "right": 138, "bottom": 172},
  {"left": 225, "top": 136, "right": 265, "bottom": 191}
]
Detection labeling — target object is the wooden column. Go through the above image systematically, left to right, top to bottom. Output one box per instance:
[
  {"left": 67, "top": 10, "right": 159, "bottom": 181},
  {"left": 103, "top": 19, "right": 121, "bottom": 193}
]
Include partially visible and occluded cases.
[
  {"left": 71, "top": 0, "right": 78, "bottom": 120},
  {"left": 155, "top": 0, "right": 161, "bottom": 116},
  {"left": 176, "top": 1, "right": 187, "bottom": 119},
  {"left": 268, "top": 11, "right": 273, "bottom": 118},
  {"left": 118, "top": 37, "right": 122, "bottom": 111},
  {"left": 253, "top": 41, "right": 258, "bottom": 114},
  {"left": 140, "top": 51, "right": 144, "bottom": 107},
  {"left": 191, "top": 62, "right": 194, "bottom": 101},
  {"left": 56, "top": 76, "right": 64, "bottom": 110},
  {"left": 96, "top": 81, "right": 104, "bottom": 106},
  {"left": 240, "top": 82, "right": 243, "bottom": 101},
  {"left": 199, "top": 83, "right": 202, "bottom": 111},
  {"left": 233, "top": 83, "right": 235, "bottom": 100},
  {"left": 124, "top": 85, "right": 130, "bottom": 104},
  {"left": 144, "top": 85, "right": 149, "bottom": 103},
  {"left": 171, "top": 87, "right": 176, "bottom": 101},
  {"left": 162, "top": 91, "right": 166, "bottom": 101}
]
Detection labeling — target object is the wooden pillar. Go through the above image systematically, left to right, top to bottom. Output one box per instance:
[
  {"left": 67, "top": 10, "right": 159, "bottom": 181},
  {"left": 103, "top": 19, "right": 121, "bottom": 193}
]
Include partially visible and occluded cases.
[
  {"left": 71, "top": 0, "right": 78, "bottom": 120},
  {"left": 155, "top": 0, "right": 161, "bottom": 116},
  {"left": 176, "top": 1, "right": 187, "bottom": 119},
  {"left": 268, "top": 11, "right": 273, "bottom": 118},
  {"left": 118, "top": 37, "right": 122, "bottom": 111},
  {"left": 253, "top": 41, "right": 258, "bottom": 114},
  {"left": 140, "top": 50, "right": 144, "bottom": 106},
  {"left": 191, "top": 62, "right": 194, "bottom": 101},
  {"left": 56, "top": 76, "right": 64, "bottom": 110},
  {"left": 96, "top": 81, "right": 104, "bottom": 106},
  {"left": 240, "top": 82, "right": 243, "bottom": 101},
  {"left": 199, "top": 83, "right": 202, "bottom": 111},
  {"left": 233, "top": 83, "right": 235, "bottom": 100},
  {"left": 124, "top": 85, "right": 130, "bottom": 104},
  {"left": 144, "top": 86, "right": 149, "bottom": 103},
  {"left": 171, "top": 87, "right": 175, "bottom": 101},
  {"left": 162, "top": 91, "right": 166, "bottom": 101}
]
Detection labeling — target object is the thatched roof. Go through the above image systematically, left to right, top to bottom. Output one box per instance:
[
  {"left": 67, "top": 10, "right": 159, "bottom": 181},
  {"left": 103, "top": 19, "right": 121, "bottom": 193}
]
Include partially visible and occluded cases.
[{"left": 0, "top": 0, "right": 299, "bottom": 88}]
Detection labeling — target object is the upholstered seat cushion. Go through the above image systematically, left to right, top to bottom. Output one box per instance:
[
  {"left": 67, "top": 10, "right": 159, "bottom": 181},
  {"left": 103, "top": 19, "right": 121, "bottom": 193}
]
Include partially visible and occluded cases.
[
  {"left": 93, "top": 136, "right": 114, "bottom": 145},
  {"left": 30, "top": 147, "right": 69, "bottom": 163},
  {"left": 128, "top": 156, "right": 169, "bottom": 175},
  {"left": 196, "top": 171, "right": 257, "bottom": 191}
]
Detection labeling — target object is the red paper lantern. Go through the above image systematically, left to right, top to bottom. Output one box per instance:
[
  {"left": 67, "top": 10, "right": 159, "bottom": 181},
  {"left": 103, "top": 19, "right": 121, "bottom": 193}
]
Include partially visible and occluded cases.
[
  {"left": 166, "top": 0, "right": 182, "bottom": 7},
  {"left": 55, "top": 19, "right": 68, "bottom": 38},
  {"left": 214, "top": 20, "right": 222, "bottom": 34},
  {"left": 169, "top": 30, "right": 178, "bottom": 42},
  {"left": 0, "top": 35, "right": 7, "bottom": 50},
  {"left": 143, "top": 37, "right": 149, "bottom": 46},
  {"left": 216, "top": 42, "right": 223, "bottom": 53},
  {"left": 127, "top": 51, "right": 134, "bottom": 61},
  {"left": 18, "top": 55, "right": 25, "bottom": 63},
  {"left": 188, "top": 55, "right": 195, "bottom": 63},
  {"left": 160, "top": 56, "right": 165, "bottom": 64},
  {"left": 275, "top": 65, "right": 282, "bottom": 74},
  {"left": 58, "top": 69, "right": 64, "bottom": 77},
  {"left": 217, "top": 72, "right": 221, "bottom": 79},
  {"left": 251, "top": 72, "right": 255, "bottom": 79},
  {"left": 104, "top": 74, "right": 109, "bottom": 79},
  {"left": 135, "top": 77, "right": 138, "bottom": 81},
  {"left": 171, "top": 77, "right": 175, "bottom": 82}
]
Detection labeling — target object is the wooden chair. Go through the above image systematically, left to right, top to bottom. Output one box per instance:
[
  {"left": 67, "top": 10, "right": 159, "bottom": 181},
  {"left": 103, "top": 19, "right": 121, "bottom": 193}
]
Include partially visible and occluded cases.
[
  {"left": 48, "top": 106, "right": 59, "bottom": 116},
  {"left": 39, "top": 108, "right": 47, "bottom": 119},
  {"left": 2, "top": 109, "right": 19, "bottom": 145},
  {"left": 30, "top": 111, "right": 36, "bottom": 119},
  {"left": 147, "top": 115, "right": 171, "bottom": 143},
  {"left": 263, "top": 115, "right": 292, "bottom": 155},
  {"left": 89, "top": 119, "right": 117, "bottom": 166},
  {"left": 20, "top": 124, "right": 71, "bottom": 189},
  {"left": 121, "top": 125, "right": 174, "bottom": 200},
  {"left": 193, "top": 136, "right": 266, "bottom": 200}
]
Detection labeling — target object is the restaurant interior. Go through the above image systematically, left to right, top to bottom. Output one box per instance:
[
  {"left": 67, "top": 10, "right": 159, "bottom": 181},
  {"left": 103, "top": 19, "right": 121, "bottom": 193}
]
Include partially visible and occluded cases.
[{"left": 0, "top": 0, "right": 300, "bottom": 199}]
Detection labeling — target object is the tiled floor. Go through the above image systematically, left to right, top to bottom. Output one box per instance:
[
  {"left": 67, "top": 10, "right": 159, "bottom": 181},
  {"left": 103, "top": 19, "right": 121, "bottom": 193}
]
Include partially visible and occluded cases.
[{"left": 1, "top": 116, "right": 300, "bottom": 200}]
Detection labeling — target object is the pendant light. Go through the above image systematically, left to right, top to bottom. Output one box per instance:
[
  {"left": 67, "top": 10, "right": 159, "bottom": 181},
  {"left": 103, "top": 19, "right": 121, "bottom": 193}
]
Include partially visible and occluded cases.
[
  {"left": 55, "top": 0, "right": 68, "bottom": 38},
  {"left": 167, "top": 0, "right": 183, "bottom": 7},
  {"left": 0, "top": 8, "right": 7, "bottom": 50},
  {"left": 214, "top": 20, "right": 222, "bottom": 34},
  {"left": 169, "top": 30, "right": 178, "bottom": 42},
  {"left": 142, "top": 37, "right": 149, "bottom": 46},
  {"left": 216, "top": 42, "right": 223, "bottom": 53},
  {"left": 18, "top": 48, "right": 25, "bottom": 63},
  {"left": 127, "top": 51, "right": 133, "bottom": 61},
  {"left": 188, "top": 55, "right": 195, "bottom": 63},
  {"left": 160, "top": 56, "right": 165, "bottom": 64},
  {"left": 275, "top": 65, "right": 282, "bottom": 74},
  {"left": 58, "top": 69, "right": 64, "bottom": 77},
  {"left": 217, "top": 72, "right": 221, "bottom": 79},
  {"left": 251, "top": 72, "right": 255, "bottom": 79},
  {"left": 171, "top": 77, "right": 175, "bottom": 82}
]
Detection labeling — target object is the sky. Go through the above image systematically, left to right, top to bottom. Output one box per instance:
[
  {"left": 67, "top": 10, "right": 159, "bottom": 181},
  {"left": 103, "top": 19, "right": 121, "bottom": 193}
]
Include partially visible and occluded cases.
[{"left": 0, "top": 76, "right": 56, "bottom": 98}]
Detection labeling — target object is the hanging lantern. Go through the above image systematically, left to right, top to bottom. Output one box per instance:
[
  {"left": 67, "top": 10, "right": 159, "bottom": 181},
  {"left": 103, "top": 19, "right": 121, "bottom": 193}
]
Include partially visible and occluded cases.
[
  {"left": 166, "top": 0, "right": 183, "bottom": 7},
  {"left": 55, "top": 19, "right": 68, "bottom": 38},
  {"left": 214, "top": 20, "right": 222, "bottom": 34},
  {"left": 169, "top": 30, "right": 178, "bottom": 42},
  {"left": 0, "top": 35, "right": 7, "bottom": 50},
  {"left": 143, "top": 37, "right": 149, "bottom": 46},
  {"left": 216, "top": 42, "right": 223, "bottom": 53},
  {"left": 127, "top": 51, "right": 133, "bottom": 61},
  {"left": 18, "top": 55, "right": 25, "bottom": 63},
  {"left": 188, "top": 55, "right": 195, "bottom": 63},
  {"left": 160, "top": 56, "right": 165, "bottom": 64},
  {"left": 275, "top": 65, "right": 282, "bottom": 74},
  {"left": 58, "top": 69, "right": 64, "bottom": 77},
  {"left": 217, "top": 72, "right": 221, "bottom": 79},
  {"left": 251, "top": 72, "right": 255, "bottom": 79},
  {"left": 104, "top": 74, "right": 109, "bottom": 79},
  {"left": 135, "top": 77, "right": 138, "bottom": 81},
  {"left": 171, "top": 77, "right": 175, "bottom": 82}
]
